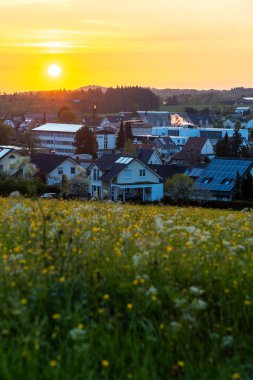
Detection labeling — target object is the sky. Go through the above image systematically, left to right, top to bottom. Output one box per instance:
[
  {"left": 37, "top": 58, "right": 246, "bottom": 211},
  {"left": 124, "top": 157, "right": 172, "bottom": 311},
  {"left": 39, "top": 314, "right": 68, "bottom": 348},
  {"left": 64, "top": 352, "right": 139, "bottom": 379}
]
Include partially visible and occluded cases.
[{"left": 1, "top": 0, "right": 253, "bottom": 92}]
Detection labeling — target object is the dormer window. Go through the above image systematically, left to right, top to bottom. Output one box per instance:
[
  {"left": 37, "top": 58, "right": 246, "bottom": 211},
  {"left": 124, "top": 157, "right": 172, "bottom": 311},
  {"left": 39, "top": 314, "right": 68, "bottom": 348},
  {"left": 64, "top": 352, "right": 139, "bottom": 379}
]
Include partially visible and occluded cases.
[
  {"left": 201, "top": 177, "right": 213, "bottom": 184},
  {"left": 221, "top": 178, "right": 233, "bottom": 185}
]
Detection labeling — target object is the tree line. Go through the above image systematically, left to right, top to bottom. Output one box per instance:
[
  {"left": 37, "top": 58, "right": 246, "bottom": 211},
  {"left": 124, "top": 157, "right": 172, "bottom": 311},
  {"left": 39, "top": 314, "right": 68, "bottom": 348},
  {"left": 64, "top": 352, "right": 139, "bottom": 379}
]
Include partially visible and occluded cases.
[{"left": 0, "top": 86, "right": 160, "bottom": 116}]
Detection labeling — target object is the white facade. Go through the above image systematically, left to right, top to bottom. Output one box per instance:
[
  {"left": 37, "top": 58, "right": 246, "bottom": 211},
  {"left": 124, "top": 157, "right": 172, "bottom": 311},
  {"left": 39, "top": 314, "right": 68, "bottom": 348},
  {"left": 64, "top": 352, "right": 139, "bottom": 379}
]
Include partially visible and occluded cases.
[
  {"left": 32, "top": 123, "right": 83, "bottom": 156},
  {"left": 152, "top": 126, "right": 248, "bottom": 143},
  {"left": 96, "top": 132, "right": 116, "bottom": 150},
  {"left": 0, "top": 149, "right": 23, "bottom": 174},
  {"left": 89, "top": 158, "right": 163, "bottom": 201},
  {"left": 47, "top": 159, "right": 82, "bottom": 185}
]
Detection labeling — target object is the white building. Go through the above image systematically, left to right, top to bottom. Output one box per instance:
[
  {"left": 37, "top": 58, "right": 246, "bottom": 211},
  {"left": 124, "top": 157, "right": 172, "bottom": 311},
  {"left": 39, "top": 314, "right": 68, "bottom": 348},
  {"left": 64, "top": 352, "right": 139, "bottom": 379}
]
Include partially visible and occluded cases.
[
  {"left": 32, "top": 123, "right": 83, "bottom": 156},
  {"left": 152, "top": 126, "right": 248, "bottom": 146},
  {"left": 96, "top": 129, "right": 116, "bottom": 156}
]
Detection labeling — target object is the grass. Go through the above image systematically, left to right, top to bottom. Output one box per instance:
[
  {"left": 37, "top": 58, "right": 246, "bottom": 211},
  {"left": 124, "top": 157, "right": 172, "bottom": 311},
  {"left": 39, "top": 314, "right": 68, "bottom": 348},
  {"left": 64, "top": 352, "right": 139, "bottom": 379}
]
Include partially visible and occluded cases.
[{"left": 1, "top": 198, "right": 253, "bottom": 379}]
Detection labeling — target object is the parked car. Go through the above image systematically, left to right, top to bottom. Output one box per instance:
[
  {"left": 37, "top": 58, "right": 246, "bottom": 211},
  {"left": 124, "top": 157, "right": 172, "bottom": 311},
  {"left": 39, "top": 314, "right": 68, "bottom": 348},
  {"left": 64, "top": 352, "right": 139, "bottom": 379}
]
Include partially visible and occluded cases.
[{"left": 40, "top": 193, "right": 58, "bottom": 199}]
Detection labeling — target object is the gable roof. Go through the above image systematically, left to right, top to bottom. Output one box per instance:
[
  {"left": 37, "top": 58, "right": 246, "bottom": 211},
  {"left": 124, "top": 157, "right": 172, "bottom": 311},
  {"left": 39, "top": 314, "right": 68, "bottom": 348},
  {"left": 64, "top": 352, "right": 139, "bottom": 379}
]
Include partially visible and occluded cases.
[
  {"left": 184, "top": 137, "right": 208, "bottom": 151},
  {"left": 0, "top": 148, "right": 22, "bottom": 160},
  {"left": 31, "top": 153, "right": 77, "bottom": 175},
  {"left": 195, "top": 157, "right": 253, "bottom": 193},
  {"left": 148, "top": 164, "right": 188, "bottom": 180}
]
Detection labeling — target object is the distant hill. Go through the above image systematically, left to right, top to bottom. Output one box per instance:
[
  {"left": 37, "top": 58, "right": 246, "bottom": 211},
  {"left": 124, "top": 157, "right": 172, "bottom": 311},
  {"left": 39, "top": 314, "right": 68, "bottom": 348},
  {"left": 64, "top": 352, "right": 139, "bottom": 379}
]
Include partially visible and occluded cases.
[{"left": 77, "top": 85, "right": 108, "bottom": 93}]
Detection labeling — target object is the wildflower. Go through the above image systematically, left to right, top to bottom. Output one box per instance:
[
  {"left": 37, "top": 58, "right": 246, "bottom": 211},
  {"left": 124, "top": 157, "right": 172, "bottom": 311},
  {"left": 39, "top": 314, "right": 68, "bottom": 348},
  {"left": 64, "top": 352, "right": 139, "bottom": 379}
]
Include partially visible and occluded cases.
[
  {"left": 167, "top": 245, "right": 172, "bottom": 253},
  {"left": 58, "top": 276, "right": 65, "bottom": 283},
  {"left": 103, "top": 294, "right": 110, "bottom": 301},
  {"left": 20, "top": 298, "right": 28, "bottom": 305},
  {"left": 244, "top": 300, "right": 251, "bottom": 306},
  {"left": 127, "top": 303, "right": 133, "bottom": 310},
  {"left": 52, "top": 313, "right": 61, "bottom": 320},
  {"left": 101, "top": 359, "right": 110, "bottom": 367},
  {"left": 49, "top": 360, "right": 58, "bottom": 368},
  {"left": 177, "top": 360, "right": 185, "bottom": 368},
  {"left": 231, "top": 373, "right": 240, "bottom": 380}
]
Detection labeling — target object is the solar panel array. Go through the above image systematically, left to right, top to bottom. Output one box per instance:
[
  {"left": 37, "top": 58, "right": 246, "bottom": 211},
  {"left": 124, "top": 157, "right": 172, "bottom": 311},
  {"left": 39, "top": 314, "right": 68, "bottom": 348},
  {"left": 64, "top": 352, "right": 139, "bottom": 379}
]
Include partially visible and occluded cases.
[{"left": 195, "top": 158, "right": 253, "bottom": 192}]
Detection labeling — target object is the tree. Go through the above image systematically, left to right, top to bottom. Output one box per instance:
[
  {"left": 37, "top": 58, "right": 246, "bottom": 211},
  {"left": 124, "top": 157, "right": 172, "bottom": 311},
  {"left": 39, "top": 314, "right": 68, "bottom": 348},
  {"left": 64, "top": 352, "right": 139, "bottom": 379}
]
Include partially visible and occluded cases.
[
  {"left": 58, "top": 106, "right": 77, "bottom": 123},
  {"left": 117, "top": 120, "right": 125, "bottom": 148},
  {"left": 125, "top": 122, "right": 133, "bottom": 140},
  {"left": 0, "top": 123, "right": 15, "bottom": 145},
  {"left": 74, "top": 126, "right": 98, "bottom": 158},
  {"left": 230, "top": 127, "right": 243, "bottom": 158},
  {"left": 216, "top": 132, "right": 231, "bottom": 157},
  {"left": 123, "top": 139, "right": 136, "bottom": 156},
  {"left": 234, "top": 171, "right": 242, "bottom": 199},
  {"left": 241, "top": 172, "right": 253, "bottom": 199},
  {"left": 165, "top": 174, "right": 195, "bottom": 204}
]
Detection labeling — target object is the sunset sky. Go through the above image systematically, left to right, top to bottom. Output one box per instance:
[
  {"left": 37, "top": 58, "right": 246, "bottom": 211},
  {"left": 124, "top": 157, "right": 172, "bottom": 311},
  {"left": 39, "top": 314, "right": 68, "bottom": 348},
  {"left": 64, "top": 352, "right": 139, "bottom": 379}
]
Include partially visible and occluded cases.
[{"left": 1, "top": 0, "right": 253, "bottom": 92}]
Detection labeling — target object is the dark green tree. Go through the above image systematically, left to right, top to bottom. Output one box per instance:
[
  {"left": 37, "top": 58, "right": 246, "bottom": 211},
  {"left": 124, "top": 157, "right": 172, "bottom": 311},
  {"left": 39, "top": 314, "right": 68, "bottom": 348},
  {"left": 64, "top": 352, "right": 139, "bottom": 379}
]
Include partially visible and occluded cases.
[
  {"left": 117, "top": 120, "right": 125, "bottom": 148},
  {"left": 125, "top": 122, "right": 133, "bottom": 141},
  {"left": 0, "top": 123, "right": 15, "bottom": 145},
  {"left": 74, "top": 126, "right": 97, "bottom": 158},
  {"left": 234, "top": 171, "right": 242, "bottom": 199},
  {"left": 241, "top": 172, "right": 253, "bottom": 199}
]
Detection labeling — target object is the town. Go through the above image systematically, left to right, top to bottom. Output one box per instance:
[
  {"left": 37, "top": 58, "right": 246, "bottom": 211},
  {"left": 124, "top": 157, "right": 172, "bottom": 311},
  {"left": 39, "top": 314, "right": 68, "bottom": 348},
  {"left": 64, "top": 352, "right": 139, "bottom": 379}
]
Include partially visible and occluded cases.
[{"left": 1, "top": 88, "right": 253, "bottom": 205}]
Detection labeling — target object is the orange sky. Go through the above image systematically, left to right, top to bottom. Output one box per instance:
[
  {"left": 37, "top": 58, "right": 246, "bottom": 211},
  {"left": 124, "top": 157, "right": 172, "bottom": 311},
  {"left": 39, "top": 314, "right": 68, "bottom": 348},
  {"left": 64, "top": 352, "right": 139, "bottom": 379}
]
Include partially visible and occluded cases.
[{"left": 1, "top": 0, "right": 253, "bottom": 92}]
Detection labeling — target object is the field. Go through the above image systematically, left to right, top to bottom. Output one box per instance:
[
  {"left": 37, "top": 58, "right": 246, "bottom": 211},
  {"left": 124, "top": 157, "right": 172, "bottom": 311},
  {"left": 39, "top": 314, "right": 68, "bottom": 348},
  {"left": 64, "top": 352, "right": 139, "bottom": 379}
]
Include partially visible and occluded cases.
[{"left": 1, "top": 198, "right": 253, "bottom": 379}]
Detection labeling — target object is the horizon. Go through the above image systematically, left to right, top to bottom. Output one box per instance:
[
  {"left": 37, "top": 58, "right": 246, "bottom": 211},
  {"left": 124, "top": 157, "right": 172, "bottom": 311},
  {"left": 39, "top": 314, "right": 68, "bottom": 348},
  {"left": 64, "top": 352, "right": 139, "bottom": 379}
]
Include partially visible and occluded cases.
[
  {"left": 1, "top": 0, "right": 253, "bottom": 92},
  {"left": 2, "top": 84, "right": 253, "bottom": 96}
]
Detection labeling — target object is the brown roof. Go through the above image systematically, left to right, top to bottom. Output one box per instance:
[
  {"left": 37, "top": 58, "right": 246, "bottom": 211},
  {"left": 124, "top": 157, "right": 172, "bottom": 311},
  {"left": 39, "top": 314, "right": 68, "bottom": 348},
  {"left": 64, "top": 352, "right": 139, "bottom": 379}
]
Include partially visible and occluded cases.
[{"left": 183, "top": 137, "right": 208, "bottom": 151}]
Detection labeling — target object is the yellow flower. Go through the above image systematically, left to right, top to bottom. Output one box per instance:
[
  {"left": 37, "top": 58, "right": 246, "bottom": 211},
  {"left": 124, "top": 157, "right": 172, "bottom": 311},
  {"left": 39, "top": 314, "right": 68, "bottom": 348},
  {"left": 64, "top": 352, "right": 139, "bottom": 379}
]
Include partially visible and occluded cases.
[
  {"left": 167, "top": 245, "right": 172, "bottom": 252},
  {"left": 58, "top": 276, "right": 65, "bottom": 283},
  {"left": 103, "top": 294, "right": 110, "bottom": 300},
  {"left": 20, "top": 298, "right": 28, "bottom": 305},
  {"left": 244, "top": 300, "right": 251, "bottom": 306},
  {"left": 127, "top": 303, "right": 133, "bottom": 310},
  {"left": 52, "top": 313, "right": 61, "bottom": 320},
  {"left": 101, "top": 359, "right": 110, "bottom": 367},
  {"left": 49, "top": 360, "right": 58, "bottom": 368},
  {"left": 177, "top": 360, "right": 185, "bottom": 368},
  {"left": 231, "top": 373, "right": 240, "bottom": 380}
]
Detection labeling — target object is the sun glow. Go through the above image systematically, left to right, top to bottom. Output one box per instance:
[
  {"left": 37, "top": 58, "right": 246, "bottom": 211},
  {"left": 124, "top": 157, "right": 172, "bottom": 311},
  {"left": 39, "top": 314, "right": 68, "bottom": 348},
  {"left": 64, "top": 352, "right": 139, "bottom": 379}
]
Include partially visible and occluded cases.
[{"left": 48, "top": 64, "right": 61, "bottom": 77}]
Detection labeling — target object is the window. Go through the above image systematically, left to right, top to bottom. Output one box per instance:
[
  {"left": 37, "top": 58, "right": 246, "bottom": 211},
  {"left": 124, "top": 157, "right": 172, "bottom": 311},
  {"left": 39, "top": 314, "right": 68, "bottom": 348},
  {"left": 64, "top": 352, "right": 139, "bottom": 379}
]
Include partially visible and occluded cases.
[
  {"left": 104, "top": 141, "right": 108, "bottom": 149},
  {"left": 9, "top": 155, "right": 15, "bottom": 159},
  {"left": 58, "top": 167, "right": 63, "bottom": 175},
  {"left": 71, "top": 167, "right": 75, "bottom": 174},
  {"left": 93, "top": 168, "right": 99, "bottom": 180},
  {"left": 124, "top": 169, "right": 132, "bottom": 179},
  {"left": 140, "top": 169, "right": 146, "bottom": 177},
  {"left": 201, "top": 177, "right": 213, "bottom": 184},
  {"left": 221, "top": 178, "right": 233, "bottom": 185}
]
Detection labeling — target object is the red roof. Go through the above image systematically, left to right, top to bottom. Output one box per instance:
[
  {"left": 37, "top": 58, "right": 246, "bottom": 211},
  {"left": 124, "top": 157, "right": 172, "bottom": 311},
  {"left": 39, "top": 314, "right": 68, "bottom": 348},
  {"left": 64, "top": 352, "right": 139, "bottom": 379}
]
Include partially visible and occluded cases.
[{"left": 183, "top": 137, "right": 208, "bottom": 151}]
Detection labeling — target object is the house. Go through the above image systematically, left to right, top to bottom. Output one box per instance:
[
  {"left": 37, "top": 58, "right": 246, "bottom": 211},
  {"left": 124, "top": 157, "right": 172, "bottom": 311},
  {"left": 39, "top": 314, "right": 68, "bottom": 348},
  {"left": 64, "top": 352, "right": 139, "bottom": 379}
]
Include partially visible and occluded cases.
[
  {"left": 137, "top": 111, "right": 171, "bottom": 127},
  {"left": 187, "top": 114, "right": 215, "bottom": 128},
  {"left": 96, "top": 129, "right": 116, "bottom": 156},
  {"left": 153, "top": 137, "right": 179, "bottom": 157},
  {"left": 169, "top": 137, "right": 214, "bottom": 165},
  {"left": 0, "top": 147, "right": 23, "bottom": 174},
  {"left": 135, "top": 148, "right": 162, "bottom": 165},
  {"left": 31, "top": 153, "right": 83, "bottom": 185},
  {"left": 88, "top": 154, "right": 163, "bottom": 201},
  {"left": 194, "top": 157, "right": 253, "bottom": 201},
  {"left": 185, "top": 163, "right": 208, "bottom": 181},
  {"left": 148, "top": 164, "right": 188, "bottom": 182}
]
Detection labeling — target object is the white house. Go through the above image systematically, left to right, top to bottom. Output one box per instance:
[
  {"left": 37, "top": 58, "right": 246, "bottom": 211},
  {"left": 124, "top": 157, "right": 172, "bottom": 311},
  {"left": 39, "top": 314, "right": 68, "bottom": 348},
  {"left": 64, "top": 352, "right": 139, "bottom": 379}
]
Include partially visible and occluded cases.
[
  {"left": 96, "top": 129, "right": 116, "bottom": 156},
  {"left": 0, "top": 147, "right": 23, "bottom": 174},
  {"left": 31, "top": 153, "right": 83, "bottom": 185},
  {"left": 88, "top": 154, "right": 163, "bottom": 201}
]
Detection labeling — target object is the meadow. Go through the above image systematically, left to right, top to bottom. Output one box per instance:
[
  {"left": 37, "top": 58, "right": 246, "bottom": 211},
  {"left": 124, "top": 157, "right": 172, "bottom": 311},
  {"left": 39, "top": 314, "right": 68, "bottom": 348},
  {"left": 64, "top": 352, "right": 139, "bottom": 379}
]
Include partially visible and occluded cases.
[{"left": 0, "top": 198, "right": 253, "bottom": 380}]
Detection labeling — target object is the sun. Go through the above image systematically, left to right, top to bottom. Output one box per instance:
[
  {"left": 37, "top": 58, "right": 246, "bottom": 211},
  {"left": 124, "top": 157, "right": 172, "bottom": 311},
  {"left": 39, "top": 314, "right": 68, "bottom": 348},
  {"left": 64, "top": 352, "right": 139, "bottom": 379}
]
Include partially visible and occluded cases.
[{"left": 48, "top": 64, "right": 61, "bottom": 77}]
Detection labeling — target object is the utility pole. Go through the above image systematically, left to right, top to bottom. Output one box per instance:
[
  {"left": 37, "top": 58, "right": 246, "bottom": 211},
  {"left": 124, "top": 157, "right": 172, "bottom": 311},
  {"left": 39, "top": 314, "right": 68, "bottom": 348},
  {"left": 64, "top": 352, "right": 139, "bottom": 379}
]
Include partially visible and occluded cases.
[{"left": 93, "top": 102, "right": 97, "bottom": 132}]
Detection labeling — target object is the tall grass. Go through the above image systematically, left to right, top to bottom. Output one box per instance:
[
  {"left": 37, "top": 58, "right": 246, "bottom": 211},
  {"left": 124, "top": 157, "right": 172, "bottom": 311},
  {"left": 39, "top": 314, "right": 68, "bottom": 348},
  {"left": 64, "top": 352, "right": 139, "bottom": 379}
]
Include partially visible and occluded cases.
[{"left": 0, "top": 198, "right": 253, "bottom": 379}]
